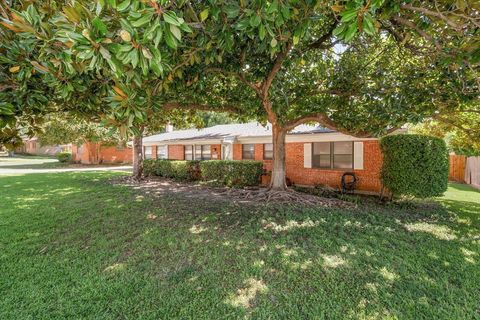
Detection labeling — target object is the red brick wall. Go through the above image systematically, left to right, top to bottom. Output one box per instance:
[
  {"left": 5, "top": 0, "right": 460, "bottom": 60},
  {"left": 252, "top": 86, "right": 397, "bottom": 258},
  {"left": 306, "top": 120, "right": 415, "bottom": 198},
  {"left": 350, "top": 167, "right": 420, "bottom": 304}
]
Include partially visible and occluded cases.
[
  {"left": 233, "top": 141, "right": 383, "bottom": 192},
  {"left": 73, "top": 142, "right": 132, "bottom": 164},
  {"left": 233, "top": 144, "right": 243, "bottom": 160},
  {"left": 168, "top": 145, "right": 185, "bottom": 160},
  {"left": 99, "top": 146, "right": 132, "bottom": 163}
]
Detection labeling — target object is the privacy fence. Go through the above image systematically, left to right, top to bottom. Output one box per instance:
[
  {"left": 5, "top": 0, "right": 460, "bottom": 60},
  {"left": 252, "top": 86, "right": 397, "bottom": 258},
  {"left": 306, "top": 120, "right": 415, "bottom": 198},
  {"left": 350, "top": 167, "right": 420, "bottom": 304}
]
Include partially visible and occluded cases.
[{"left": 449, "top": 155, "right": 480, "bottom": 189}]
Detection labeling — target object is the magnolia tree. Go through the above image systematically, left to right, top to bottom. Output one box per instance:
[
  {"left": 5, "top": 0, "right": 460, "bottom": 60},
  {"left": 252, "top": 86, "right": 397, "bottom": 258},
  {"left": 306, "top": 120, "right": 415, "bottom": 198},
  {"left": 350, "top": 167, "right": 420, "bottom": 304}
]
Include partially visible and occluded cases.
[
  {"left": 177, "top": 0, "right": 479, "bottom": 190},
  {"left": 0, "top": 1, "right": 239, "bottom": 178},
  {"left": 1, "top": 1, "right": 478, "bottom": 186}
]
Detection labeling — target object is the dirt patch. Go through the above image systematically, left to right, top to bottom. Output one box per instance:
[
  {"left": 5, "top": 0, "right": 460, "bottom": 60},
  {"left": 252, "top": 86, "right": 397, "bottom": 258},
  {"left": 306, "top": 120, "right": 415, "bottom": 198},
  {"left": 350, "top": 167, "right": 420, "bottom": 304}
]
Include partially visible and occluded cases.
[{"left": 111, "top": 176, "right": 355, "bottom": 209}]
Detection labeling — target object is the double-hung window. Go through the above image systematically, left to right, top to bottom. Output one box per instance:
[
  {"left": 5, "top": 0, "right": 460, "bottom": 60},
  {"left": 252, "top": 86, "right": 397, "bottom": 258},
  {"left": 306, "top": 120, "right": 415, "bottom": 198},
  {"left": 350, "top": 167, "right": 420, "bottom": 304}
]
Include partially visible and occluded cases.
[
  {"left": 312, "top": 142, "right": 353, "bottom": 169},
  {"left": 263, "top": 143, "right": 273, "bottom": 160},
  {"left": 242, "top": 144, "right": 255, "bottom": 160},
  {"left": 157, "top": 145, "right": 167, "bottom": 159},
  {"left": 184, "top": 145, "right": 193, "bottom": 160},
  {"left": 195, "top": 145, "right": 211, "bottom": 160},
  {"left": 144, "top": 146, "right": 153, "bottom": 159}
]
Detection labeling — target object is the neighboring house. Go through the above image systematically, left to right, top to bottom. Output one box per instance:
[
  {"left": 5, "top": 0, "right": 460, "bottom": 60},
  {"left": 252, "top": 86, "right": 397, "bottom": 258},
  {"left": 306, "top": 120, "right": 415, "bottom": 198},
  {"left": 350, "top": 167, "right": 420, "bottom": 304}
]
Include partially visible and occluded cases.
[
  {"left": 143, "top": 122, "right": 388, "bottom": 193},
  {"left": 16, "top": 137, "right": 71, "bottom": 156},
  {"left": 71, "top": 142, "right": 132, "bottom": 164}
]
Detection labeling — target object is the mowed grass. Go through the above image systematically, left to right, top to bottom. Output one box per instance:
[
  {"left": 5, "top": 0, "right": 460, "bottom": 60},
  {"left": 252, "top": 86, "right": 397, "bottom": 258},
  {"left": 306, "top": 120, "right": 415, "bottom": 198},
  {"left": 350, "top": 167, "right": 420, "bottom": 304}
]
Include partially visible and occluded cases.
[{"left": 0, "top": 173, "right": 478, "bottom": 319}]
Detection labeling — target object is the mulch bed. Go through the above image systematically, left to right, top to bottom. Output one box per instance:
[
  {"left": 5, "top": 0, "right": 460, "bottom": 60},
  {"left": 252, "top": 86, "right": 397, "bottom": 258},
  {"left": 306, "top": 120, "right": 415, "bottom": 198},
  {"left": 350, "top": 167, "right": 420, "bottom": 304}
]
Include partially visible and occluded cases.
[{"left": 110, "top": 176, "right": 355, "bottom": 209}]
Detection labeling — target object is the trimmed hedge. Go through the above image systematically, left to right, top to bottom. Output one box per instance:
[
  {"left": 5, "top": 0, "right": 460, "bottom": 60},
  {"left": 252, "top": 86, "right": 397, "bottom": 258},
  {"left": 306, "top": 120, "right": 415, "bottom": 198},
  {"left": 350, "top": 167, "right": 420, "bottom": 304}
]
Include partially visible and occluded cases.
[
  {"left": 380, "top": 134, "right": 449, "bottom": 198},
  {"left": 57, "top": 152, "right": 72, "bottom": 163},
  {"left": 143, "top": 159, "right": 200, "bottom": 181},
  {"left": 143, "top": 159, "right": 263, "bottom": 187},
  {"left": 200, "top": 160, "right": 263, "bottom": 187}
]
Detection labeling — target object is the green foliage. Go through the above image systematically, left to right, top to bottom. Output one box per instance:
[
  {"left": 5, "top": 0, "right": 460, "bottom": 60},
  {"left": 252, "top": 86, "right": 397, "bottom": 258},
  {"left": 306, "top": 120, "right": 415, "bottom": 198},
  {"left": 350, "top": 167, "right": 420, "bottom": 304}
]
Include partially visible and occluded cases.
[
  {"left": 410, "top": 108, "right": 480, "bottom": 156},
  {"left": 38, "top": 114, "right": 123, "bottom": 146},
  {"left": 380, "top": 134, "right": 449, "bottom": 198},
  {"left": 57, "top": 152, "right": 72, "bottom": 163},
  {"left": 143, "top": 159, "right": 200, "bottom": 181},
  {"left": 200, "top": 160, "right": 263, "bottom": 187}
]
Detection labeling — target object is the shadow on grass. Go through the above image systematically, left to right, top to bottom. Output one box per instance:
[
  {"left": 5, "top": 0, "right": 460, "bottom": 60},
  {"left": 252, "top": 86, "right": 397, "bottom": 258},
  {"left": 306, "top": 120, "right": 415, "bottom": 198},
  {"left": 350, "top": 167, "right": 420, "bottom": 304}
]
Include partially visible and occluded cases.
[{"left": 1, "top": 173, "right": 478, "bottom": 319}]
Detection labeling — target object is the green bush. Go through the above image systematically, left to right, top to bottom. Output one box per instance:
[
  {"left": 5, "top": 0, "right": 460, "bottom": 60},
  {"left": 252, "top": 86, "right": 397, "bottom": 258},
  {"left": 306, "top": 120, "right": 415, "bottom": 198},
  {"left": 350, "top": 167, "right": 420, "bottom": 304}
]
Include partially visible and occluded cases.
[
  {"left": 380, "top": 134, "right": 449, "bottom": 198},
  {"left": 57, "top": 152, "right": 72, "bottom": 163},
  {"left": 143, "top": 159, "right": 200, "bottom": 181},
  {"left": 200, "top": 160, "right": 263, "bottom": 187}
]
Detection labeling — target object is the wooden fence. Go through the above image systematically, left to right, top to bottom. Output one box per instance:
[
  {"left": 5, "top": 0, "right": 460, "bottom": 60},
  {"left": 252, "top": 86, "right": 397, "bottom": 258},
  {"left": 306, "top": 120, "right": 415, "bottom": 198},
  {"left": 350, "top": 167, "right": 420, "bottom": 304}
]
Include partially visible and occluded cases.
[{"left": 449, "top": 155, "right": 466, "bottom": 183}]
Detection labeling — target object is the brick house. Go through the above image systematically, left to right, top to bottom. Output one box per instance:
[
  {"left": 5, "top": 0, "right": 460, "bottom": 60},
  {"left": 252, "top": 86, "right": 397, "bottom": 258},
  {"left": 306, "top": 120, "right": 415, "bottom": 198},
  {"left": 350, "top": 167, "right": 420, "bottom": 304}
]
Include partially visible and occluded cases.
[
  {"left": 143, "top": 122, "right": 388, "bottom": 194},
  {"left": 71, "top": 142, "right": 132, "bottom": 164}
]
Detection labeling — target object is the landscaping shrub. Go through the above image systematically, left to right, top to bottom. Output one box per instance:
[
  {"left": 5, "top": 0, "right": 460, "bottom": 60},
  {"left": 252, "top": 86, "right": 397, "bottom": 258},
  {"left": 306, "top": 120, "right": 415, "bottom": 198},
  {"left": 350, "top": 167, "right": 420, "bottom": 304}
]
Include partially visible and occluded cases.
[
  {"left": 380, "top": 134, "right": 449, "bottom": 198},
  {"left": 57, "top": 152, "right": 72, "bottom": 163},
  {"left": 143, "top": 159, "right": 200, "bottom": 181},
  {"left": 200, "top": 160, "right": 263, "bottom": 187}
]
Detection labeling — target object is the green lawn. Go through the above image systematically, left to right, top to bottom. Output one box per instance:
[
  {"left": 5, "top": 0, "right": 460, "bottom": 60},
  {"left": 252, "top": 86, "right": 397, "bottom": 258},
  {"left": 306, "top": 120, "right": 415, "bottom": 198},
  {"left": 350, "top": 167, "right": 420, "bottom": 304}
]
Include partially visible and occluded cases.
[{"left": 0, "top": 173, "right": 478, "bottom": 319}]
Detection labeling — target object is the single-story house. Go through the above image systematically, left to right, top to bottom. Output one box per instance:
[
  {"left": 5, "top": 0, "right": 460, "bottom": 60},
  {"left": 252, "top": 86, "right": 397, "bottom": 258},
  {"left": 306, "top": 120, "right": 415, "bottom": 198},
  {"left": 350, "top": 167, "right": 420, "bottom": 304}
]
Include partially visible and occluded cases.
[
  {"left": 143, "top": 122, "right": 390, "bottom": 193},
  {"left": 16, "top": 137, "right": 71, "bottom": 156},
  {"left": 71, "top": 142, "right": 132, "bottom": 164}
]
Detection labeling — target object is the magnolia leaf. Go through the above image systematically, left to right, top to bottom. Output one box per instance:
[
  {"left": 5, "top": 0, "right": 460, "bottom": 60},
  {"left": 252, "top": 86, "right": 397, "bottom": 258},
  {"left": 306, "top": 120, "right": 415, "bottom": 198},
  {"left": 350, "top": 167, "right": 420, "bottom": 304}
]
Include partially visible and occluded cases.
[
  {"left": 117, "top": 0, "right": 131, "bottom": 11},
  {"left": 200, "top": 9, "right": 209, "bottom": 21},
  {"left": 163, "top": 11, "right": 181, "bottom": 26},
  {"left": 131, "top": 14, "right": 152, "bottom": 28},
  {"left": 250, "top": 15, "right": 261, "bottom": 27},
  {"left": 92, "top": 17, "right": 107, "bottom": 36},
  {"left": 344, "top": 22, "right": 358, "bottom": 41},
  {"left": 170, "top": 24, "right": 182, "bottom": 41},
  {"left": 259, "top": 24, "right": 266, "bottom": 40},
  {"left": 120, "top": 30, "right": 131, "bottom": 42},
  {"left": 165, "top": 31, "right": 177, "bottom": 49},
  {"left": 270, "top": 37, "right": 277, "bottom": 47},
  {"left": 99, "top": 46, "right": 111, "bottom": 60},
  {"left": 142, "top": 47, "right": 153, "bottom": 60},
  {"left": 9, "top": 66, "right": 20, "bottom": 73},
  {"left": 112, "top": 86, "right": 127, "bottom": 98}
]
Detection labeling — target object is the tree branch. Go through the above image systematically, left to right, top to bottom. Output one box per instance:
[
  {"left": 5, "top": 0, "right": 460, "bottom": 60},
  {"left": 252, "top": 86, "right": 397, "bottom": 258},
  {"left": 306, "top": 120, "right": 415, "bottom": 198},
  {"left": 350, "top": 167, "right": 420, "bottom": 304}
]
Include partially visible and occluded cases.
[
  {"left": 400, "top": 4, "right": 464, "bottom": 31},
  {"left": 391, "top": 16, "right": 442, "bottom": 51},
  {"left": 306, "top": 20, "right": 339, "bottom": 51},
  {"left": 262, "top": 42, "right": 293, "bottom": 94},
  {"left": 205, "top": 67, "right": 261, "bottom": 95},
  {"left": 162, "top": 102, "right": 241, "bottom": 115},
  {"left": 285, "top": 113, "right": 399, "bottom": 138}
]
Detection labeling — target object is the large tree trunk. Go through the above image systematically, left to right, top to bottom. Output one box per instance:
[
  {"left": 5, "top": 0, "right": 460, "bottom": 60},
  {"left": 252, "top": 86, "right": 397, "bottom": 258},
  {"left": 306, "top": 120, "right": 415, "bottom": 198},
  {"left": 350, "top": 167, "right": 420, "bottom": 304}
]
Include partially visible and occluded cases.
[
  {"left": 269, "top": 124, "right": 288, "bottom": 191},
  {"left": 132, "top": 133, "right": 143, "bottom": 180}
]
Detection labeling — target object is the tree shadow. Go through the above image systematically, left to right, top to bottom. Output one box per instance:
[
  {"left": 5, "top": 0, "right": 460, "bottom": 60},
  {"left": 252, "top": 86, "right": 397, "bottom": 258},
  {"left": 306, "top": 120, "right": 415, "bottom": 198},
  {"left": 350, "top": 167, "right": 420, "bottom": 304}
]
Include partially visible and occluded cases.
[{"left": 2, "top": 173, "right": 478, "bottom": 319}]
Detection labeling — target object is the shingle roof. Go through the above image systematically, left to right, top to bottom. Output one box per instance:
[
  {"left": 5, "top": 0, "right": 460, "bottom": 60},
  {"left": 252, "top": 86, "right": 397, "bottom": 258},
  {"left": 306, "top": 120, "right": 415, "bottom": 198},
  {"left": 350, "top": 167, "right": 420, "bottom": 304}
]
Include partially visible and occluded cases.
[{"left": 143, "top": 122, "right": 334, "bottom": 143}]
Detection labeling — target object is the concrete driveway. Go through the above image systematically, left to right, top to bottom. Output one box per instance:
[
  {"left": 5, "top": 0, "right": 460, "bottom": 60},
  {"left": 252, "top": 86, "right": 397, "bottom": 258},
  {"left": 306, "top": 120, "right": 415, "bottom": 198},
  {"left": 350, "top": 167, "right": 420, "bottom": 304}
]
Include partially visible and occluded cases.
[{"left": 0, "top": 156, "right": 132, "bottom": 175}]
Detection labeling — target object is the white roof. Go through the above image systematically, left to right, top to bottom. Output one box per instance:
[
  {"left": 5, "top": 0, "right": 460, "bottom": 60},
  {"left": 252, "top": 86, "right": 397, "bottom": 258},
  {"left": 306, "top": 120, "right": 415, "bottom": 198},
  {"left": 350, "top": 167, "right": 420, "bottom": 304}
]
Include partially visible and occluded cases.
[{"left": 143, "top": 122, "right": 334, "bottom": 144}]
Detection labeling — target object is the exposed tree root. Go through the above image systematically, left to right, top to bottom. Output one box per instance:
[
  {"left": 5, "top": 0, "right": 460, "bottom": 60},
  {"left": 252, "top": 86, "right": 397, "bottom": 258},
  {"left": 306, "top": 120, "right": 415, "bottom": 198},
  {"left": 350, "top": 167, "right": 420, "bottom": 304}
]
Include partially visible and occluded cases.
[
  {"left": 111, "top": 176, "right": 354, "bottom": 209},
  {"left": 215, "top": 187, "right": 355, "bottom": 208}
]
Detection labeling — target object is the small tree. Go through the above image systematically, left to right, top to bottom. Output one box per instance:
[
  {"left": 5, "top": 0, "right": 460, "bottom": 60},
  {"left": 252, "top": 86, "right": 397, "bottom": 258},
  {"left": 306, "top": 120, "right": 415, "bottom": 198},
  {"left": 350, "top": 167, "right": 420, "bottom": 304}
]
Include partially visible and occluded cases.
[{"left": 380, "top": 134, "right": 449, "bottom": 198}]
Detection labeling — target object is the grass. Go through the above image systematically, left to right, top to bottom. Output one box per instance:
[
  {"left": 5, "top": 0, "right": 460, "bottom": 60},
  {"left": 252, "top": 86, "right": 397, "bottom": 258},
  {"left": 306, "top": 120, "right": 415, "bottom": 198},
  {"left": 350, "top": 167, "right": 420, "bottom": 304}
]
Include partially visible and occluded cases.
[{"left": 0, "top": 173, "right": 478, "bottom": 319}]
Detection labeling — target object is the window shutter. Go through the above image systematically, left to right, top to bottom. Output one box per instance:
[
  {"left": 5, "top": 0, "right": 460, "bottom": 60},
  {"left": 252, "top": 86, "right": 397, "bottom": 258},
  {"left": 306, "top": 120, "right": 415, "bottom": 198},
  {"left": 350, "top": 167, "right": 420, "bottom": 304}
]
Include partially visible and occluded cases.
[
  {"left": 353, "top": 142, "right": 364, "bottom": 170},
  {"left": 304, "top": 143, "right": 312, "bottom": 168},
  {"left": 165, "top": 145, "right": 169, "bottom": 160}
]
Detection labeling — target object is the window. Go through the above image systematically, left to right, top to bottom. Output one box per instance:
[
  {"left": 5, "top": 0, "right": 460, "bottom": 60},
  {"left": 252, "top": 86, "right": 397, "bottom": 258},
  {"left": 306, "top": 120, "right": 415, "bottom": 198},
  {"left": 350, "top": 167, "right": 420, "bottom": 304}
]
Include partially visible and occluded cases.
[
  {"left": 333, "top": 141, "right": 353, "bottom": 169},
  {"left": 312, "top": 142, "right": 353, "bottom": 169},
  {"left": 313, "top": 142, "right": 331, "bottom": 168},
  {"left": 263, "top": 143, "right": 273, "bottom": 160},
  {"left": 242, "top": 144, "right": 255, "bottom": 160},
  {"left": 157, "top": 145, "right": 167, "bottom": 159},
  {"left": 185, "top": 145, "right": 193, "bottom": 160},
  {"left": 195, "top": 145, "right": 211, "bottom": 160},
  {"left": 144, "top": 146, "right": 153, "bottom": 159}
]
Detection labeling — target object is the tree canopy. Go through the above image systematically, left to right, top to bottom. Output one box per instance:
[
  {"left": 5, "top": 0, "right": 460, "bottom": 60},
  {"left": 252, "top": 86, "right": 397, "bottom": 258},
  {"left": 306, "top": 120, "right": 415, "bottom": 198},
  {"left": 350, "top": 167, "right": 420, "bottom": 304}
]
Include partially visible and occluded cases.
[{"left": 1, "top": 0, "right": 478, "bottom": 187}]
